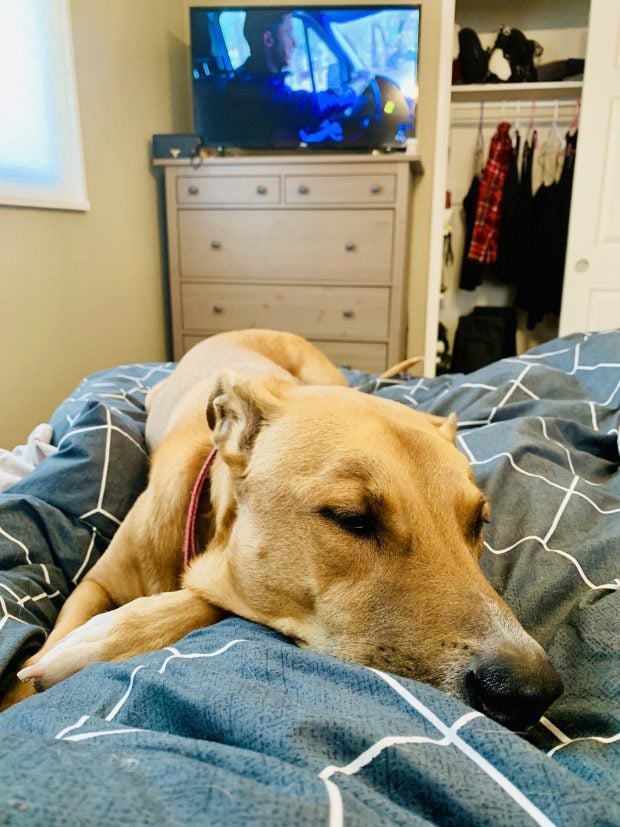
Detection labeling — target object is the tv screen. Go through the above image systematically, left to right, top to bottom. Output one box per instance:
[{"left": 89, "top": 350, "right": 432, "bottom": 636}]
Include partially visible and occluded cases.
[{"left": 190, "top": 5, "right": 421, "bottom": 150}]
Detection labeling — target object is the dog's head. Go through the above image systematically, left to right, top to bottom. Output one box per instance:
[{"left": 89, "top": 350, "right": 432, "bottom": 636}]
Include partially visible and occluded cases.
[{"left": 193, "top": 372, "right": 562, "bottom": 730}]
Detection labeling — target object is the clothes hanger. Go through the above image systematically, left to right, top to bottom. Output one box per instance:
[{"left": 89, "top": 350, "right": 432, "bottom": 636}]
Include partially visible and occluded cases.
[
  {"left": 526, "top": 100, "right": 537, "bottom": 147},
  {"left": 537, "top": 100, "right": 564, "bottom": 185},
  {"left": 568, "top": 100, "right": 580, "bottom": 135},
  {"left": 473, "top": 101, "right": 485, "bottom": 177},
  {"left": 513, "top": 101, "right": 522, "bottom": 151}
]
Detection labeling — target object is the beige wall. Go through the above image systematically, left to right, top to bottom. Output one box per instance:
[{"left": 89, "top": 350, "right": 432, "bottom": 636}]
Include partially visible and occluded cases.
[{"left": 0, "top": 0, "right": 190, "bottom": 448}]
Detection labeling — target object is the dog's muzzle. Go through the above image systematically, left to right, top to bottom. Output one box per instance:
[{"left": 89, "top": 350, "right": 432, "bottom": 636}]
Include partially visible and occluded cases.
[{"left": 462, "top": 648, "right": 564, "bottom": 731}]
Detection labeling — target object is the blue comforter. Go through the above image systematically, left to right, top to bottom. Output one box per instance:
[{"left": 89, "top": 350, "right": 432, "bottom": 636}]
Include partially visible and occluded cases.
[{"left": 0, "top": 332, "right": 618, "bottom": 826}]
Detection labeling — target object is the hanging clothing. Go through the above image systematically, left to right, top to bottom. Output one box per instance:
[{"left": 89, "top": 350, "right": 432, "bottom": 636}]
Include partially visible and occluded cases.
[
  {"left": 467, "top": 121, "right": 514, "bottom": 266},
  {"left": 459, "top": 126, "right": 485, "bottom": 290},
  {"left": 496, "top": 129, "right": 521, "bottom": 283},
  {"left": 556, "top": 129, "right": 578, "bottom": 290},
  {"left": 517, "top": 130, "right": 578, "bottom": 329},
  {"left": 514, "top": 131, "right": 537, "bottom": 313},
  {"left": 459, "top": 173, "right": 483, "bottom": 289},
  {"left": 525, "top": 180, "right": 562, "bottom": 328}
]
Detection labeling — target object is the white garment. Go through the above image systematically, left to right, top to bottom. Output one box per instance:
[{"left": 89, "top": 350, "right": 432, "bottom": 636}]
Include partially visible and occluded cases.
[{"left": 0, "top": 423, "right": 58, "bottom": 492}]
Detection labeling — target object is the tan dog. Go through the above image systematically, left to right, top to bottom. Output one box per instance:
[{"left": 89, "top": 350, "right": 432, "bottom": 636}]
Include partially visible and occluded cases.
[{"left": 5, "top": 330, "right": 562, "bottom": 728}]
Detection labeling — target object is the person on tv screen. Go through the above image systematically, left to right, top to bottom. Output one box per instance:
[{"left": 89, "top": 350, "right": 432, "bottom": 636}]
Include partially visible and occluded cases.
[{"left": 229, "top": 9, "right": 372, "bottom": 145}]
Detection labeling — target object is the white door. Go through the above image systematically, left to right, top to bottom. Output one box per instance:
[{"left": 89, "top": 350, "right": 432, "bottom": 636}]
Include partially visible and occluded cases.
[{"left": 559, "top": 0, "right": 620, "bottom": 335}]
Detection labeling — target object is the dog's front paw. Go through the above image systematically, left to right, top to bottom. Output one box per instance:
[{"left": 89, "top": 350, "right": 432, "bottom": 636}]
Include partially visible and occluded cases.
[{"left": 17, "top": 610, "right": 121, "bottom": 690}]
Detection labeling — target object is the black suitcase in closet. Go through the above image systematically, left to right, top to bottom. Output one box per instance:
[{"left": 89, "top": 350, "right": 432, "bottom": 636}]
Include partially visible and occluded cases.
[{"left": 451, "top": 306, "right": 517, "bottom": 373}]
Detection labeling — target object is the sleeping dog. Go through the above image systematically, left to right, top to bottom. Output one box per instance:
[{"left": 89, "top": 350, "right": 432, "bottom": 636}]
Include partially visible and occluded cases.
[{"left": 5, "top": 329, "right": 562, "bottom": 728}]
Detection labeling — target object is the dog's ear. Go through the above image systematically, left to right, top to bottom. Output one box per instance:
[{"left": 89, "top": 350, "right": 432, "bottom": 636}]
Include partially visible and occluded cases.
[
  {"left": 206, "top": 371, "right": 292, "bottom": 472},
  {"left": 423, "top": 412, "right": 458, "bottom": 443}
]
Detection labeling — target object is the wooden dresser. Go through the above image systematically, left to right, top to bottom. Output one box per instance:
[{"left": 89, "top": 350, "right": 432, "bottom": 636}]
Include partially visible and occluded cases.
[{"left": 158, "top": 155, "right": 417, "bottom": 372}]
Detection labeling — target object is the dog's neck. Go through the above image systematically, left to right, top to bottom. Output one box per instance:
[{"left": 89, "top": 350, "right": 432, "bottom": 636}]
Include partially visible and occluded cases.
[{"left": 184, "top": 446, "right": 220, "bottom": 568}]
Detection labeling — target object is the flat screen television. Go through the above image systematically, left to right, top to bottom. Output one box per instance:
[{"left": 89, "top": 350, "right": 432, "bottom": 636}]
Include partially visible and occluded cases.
[{"left": 190, "top": 5, "right": 421, "bottom": 151}]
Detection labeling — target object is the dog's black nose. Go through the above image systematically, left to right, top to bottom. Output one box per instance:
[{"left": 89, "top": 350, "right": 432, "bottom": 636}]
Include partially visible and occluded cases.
[{"left": 463, "top": 651, "right": 563, "bottom": 731}]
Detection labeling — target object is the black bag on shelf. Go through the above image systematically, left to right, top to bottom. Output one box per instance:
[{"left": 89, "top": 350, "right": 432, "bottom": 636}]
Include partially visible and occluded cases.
[
  {"left": 492, "top": 26, "right": 543, "bottom": 83},
  {"left": 457, "top": 28, "right": 490, "bottom": 84},
  {"left": 451, "top": 306, "right": 517, "bottom": 373}
]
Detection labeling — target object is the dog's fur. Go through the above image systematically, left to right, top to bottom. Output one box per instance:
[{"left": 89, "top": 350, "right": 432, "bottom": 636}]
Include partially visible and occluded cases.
[{"left": 2, "top": 330, "right": 562, "bottom": 726}]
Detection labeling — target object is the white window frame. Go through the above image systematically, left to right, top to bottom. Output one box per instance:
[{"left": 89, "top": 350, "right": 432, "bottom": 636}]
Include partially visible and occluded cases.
[{"left": 0, "top": 0, "right": 89, "bottom": 211}]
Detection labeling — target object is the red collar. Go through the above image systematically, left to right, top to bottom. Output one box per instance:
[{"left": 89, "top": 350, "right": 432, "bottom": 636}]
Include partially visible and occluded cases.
[{"left": 183, "top": 447, "right": 218, "bottom": 569}]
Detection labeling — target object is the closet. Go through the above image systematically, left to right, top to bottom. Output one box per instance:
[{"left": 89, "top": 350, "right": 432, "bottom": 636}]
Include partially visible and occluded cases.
[{"left": 432, "top": 0, "right": 592, "bottom": 369}]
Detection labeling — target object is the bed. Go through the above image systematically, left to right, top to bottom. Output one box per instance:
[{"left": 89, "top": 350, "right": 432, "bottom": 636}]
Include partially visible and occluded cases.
[{"left": 0, "top": 330, "right": 618, "bottom": 826}]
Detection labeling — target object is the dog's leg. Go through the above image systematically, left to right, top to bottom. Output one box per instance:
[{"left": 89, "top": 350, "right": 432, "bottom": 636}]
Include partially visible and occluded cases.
[
  {"left": 51, "top": 419, "right": 212, "bottom": 636},
  {"left": 2, "top": 420, "right": 214, "bottom": 709},
  {"left": 6, "top": 435, "right": 203, "bottom": 701},
  {"left": 0, "top": 580, "right": 118, "bottom": 710},
  {"left": 38, "top": 580, "right": 116, "bottom": 658},
  {"left": 16, "top": 589, "right": 225, "bottom": 691}
]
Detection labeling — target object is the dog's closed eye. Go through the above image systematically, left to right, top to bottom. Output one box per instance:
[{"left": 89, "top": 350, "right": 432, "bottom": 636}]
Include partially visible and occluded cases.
[
  {"left": 471, "top": 498, "right": 490, "bottom": 540},
  {"left": 319, "top": 507, "right": 379, "bottom": 540}
]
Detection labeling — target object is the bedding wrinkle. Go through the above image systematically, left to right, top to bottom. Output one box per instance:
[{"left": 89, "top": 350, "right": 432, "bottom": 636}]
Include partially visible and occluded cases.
[
  {"left": 0, "top": 423, "right": 57, "bottom": 493},
  {"left": 369, "top": 669, "right": 557, "bottom": 827}
]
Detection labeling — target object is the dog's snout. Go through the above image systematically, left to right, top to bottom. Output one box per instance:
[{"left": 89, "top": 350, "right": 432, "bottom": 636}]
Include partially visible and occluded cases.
[{"left": 463, "top": 650, "right": 563, "bottom": 731}]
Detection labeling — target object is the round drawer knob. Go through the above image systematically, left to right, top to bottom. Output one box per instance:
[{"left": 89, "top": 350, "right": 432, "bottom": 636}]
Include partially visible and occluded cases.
[
  {"left": 370, "top": 183, "right": 382, "bottom": 194},
  {"left": 256, "top": 184, "right": 267, "bottom": 195},
  {"left": 298, "top": 184, "right": 309, "bottom": 195},
  {"left": 188, "top": 185, "right": 199, "bottom": 195},
  {"left": 210, "top": 240, "right": 222, "bottom": 249},
  {"left": 344, "top": 241, "right": 356, "bottom": 252},
  {"left": 575, "top": 258, "right": 589, "bottom": 273},
  {"left": 212, "top": 305, "right": 223, "bottom": 314},
  {"left": 342, "top": 309, "right": 354, "bottom": 319}
]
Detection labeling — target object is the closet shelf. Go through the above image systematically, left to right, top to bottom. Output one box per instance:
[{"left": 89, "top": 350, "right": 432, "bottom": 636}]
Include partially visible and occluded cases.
[{"left": 451, "top": 81, "right": 583, "bottom": 102}]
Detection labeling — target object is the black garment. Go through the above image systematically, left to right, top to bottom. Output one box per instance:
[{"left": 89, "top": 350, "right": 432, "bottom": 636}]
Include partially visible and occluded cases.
[
  {"left": 496, "top": 130, "right": 521, "bottom": 284},
  {"left": 517, "top": 130, "right": 578, "bottom": 329},
  {"left": 556, "top": 130, "right": 578, "bottom": 288},
  {"left": 514, "top": 132, "right": 537, "bottom": 314},
  {"left": 459, "top": 173, "right": 485, "bottom": 290},
  {"left": 525, "top": 181, "right": 563, "bottom": 328}
]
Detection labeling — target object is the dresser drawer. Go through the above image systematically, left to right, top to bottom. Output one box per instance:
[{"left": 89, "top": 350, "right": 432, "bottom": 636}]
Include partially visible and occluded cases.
[
  {"left": 285, "top": 174, "right": 395, "bottom": 204},
  {"left": 176, "top": 175, "right": 280, "bottom": 205},
  {"left": 178, "top": 209, "right": 393, "bottom": 283},
  {"left": 181, "top": 284, "right": 390, "bottom": 339},
  {"left": 181, "top": 334, "right": 388, "bottom": 373},
  {"left": 182, "top": 334, "right": 208, "bottom": 355},
  {"left": 311, "top": 340, "right": 388, "bottom": 373}
]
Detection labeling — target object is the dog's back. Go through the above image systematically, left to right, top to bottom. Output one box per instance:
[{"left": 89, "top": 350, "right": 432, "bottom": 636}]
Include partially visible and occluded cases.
[{"left": 146, "top": 330, "right": 346, "bottom": 452}]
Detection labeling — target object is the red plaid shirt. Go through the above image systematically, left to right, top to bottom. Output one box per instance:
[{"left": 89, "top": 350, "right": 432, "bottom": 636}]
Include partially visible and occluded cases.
[{"left": 467, "top": 121, "right": 513, "bottom": 265}]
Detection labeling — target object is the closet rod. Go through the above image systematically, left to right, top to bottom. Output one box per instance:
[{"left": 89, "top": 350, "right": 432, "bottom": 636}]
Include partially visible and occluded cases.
[
  {"left": 451, "top": 99, "right": 579, "bottom": 110},
  {"left": 451, "top": 99, "right": 580, "bottom": 126}
]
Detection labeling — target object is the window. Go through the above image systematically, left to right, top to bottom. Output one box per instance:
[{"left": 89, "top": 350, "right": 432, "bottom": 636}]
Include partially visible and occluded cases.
[
  {"left": 0, "top": 0, "right": 89, "bottom": 210},
  {"left": 219, "top": 10, "right": 249, "bottom": 70},
  {"left": 286, "top": 17, "right": 313, "bottom": 92},
  {"left": 305, "top": 29, "right": 342, "bottom": 93}
]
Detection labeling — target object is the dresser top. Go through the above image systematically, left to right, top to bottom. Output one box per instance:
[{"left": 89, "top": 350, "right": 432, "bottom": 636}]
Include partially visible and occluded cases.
[{"left": 153, "top": 149, "right": 422, "bottom": 173}]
